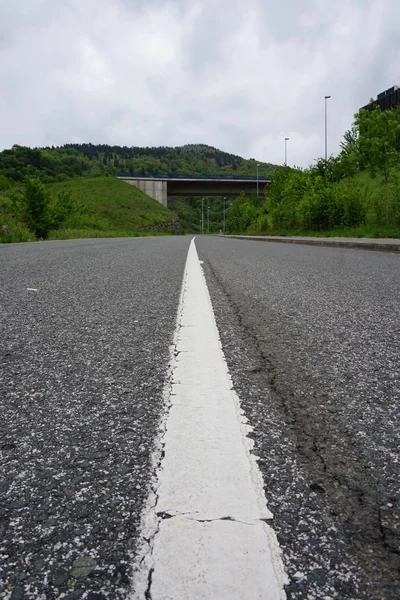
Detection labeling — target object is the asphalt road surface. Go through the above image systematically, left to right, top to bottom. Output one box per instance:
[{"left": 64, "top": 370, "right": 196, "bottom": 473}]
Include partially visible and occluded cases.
[{"left": 1, "top": 236, "right": 399, "bottom": 599}]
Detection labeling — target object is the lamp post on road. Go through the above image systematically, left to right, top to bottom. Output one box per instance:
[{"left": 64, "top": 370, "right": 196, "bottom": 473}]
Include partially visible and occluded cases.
[
  {"left": 325, "top": 95, "right": 331, "bottom": 161},
  {"left": 284, "top": 137, "right": 289, "bottom": 166},
  {"left": 256, "top": 163, "right": 260, "bottom": 196},
  {"left": 201, "top": 198, "right": 204, "bottom": 234},
  {"left": 207, "top": 206, "right": 210, "bottom": 234}
]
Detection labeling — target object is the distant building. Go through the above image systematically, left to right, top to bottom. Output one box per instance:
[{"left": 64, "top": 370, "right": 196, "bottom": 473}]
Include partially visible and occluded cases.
[{"left": 361, "top": 85, "right": 400, "bottom": 111}]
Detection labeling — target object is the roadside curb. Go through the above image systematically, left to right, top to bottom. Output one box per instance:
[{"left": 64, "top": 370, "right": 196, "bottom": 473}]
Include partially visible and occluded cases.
[{"left": 223, "top": 235, "right": 400, "bottom": 254}]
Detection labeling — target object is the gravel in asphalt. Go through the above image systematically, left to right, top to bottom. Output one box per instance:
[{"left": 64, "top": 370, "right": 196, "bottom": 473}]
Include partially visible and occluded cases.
[
  {"left": 2, "top": 234, "right": 400, "bottom": 600},
  {"left": 196, "top": 235, "right": 400, "bottom": 600},
  {"left": 0, "top": 237, "right": 189, "bottom": 600}
]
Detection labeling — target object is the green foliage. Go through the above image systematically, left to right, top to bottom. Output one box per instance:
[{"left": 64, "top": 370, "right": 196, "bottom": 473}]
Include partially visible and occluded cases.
[
  {"left": 226, "top": 106, "right": 400, "bottom": 237},
  {"left": 355, "top": 106, "right": 400, "bottom": 222},
  {"left": 356, "top": 106, "right": 400, "bottom": 178},
  {"left": 0, "top": 142, "right": 276, "bottom": 239},
  {"left": 0, "top": 143, "right": 276, "bottom": 184},
  {"left": 389, "top": 172, "right": 400, "bottom": 225},
  {"left": 0, "top": 174, "right": 13, "bottom": 191},
  {"left": 0, "top": 177, "right": 178, "bottom": 243},
  {"left": 14, "top": 178, "right": 52, "bottom": 239},
  {"left": 45, "top": 178, "right": 175, "bottom": 233},
  {"left": 8, "top": 180, "right": 88, "bottom": 239},
  {"left": 49, "top": 189, "right": 87, "bottom": 228},
  {"left": 226, "top": 193, "right": 259, "bottom": 233},
  {"left": 169, "top": 194, "right": 257, "bottom": 234},
  {"left": 167, "top": 197, "right": 199, "bottom": 233},
  {"left": 0, "top": 208, "right": 35, "bottom": 243},
  {"left": 48, "top": 229, "right": 141, "bottom": 240}
]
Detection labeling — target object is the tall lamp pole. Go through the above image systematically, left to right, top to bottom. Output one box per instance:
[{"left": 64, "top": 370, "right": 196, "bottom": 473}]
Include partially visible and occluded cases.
[
  {"left": 325, "top": 95, "right": 331, "bottom": 161},
  {"left": 284, "top": 137, "right": 289, "bottom": 166},
  {"left": 256, "top": 163, "right": 260, "bottom": 196},
  {"left": 201, "top": 197, "right": 204, "bottom": 234},
  {"left": 207, "top": 206, "right": 210, "bottom": 234}
]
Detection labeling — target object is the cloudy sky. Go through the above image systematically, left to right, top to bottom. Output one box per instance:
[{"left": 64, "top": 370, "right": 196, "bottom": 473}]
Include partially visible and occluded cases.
[{"left": 1, "top": 0, "right": 399, "bottom": 167}]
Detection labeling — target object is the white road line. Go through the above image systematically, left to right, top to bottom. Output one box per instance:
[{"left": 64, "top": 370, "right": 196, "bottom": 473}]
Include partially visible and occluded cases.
[{"left": 131, "top": 238, "right": 287, "bottom": 600}]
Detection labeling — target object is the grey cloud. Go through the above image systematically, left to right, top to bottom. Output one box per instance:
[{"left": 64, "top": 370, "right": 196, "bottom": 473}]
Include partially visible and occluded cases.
[
  {"left": 0, "top": 0, "right": 399, "bottom": 166},
  {"left": 180, "top": 0, "right": 247, "bottom": 77}
]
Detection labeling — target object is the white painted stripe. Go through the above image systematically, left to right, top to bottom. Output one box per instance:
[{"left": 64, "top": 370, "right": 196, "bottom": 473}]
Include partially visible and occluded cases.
[{"left": 131, "top": 238, "right": 287, "bottom": 600}]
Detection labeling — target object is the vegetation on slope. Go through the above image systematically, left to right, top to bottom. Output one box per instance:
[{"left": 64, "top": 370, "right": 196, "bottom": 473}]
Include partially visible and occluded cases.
[
  {"left": 225, "top": 106, "right": 400, "bottom": 238},
  {"left": 0, "top": 142, "right": 276, "bottom": 241},
  {"left": 0, "top": 143, "right": 276, "bottom": 189},
  {"left": 0, "top": 178, "right": 180, "bottom": 242},
  {"left": 168, "top": 196, "right": 240, "bottom": 234}
]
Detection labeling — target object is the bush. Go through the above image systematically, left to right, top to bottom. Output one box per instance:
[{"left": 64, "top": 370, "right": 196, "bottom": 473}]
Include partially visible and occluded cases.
[
  {"left": 389, "top": 173, "right": 400, "bottom": 226},
  {"left": 0, "top": 174, "right": 12, "bottom": 191},
  {"left": 15, "top": 178, "right": 52, "bottom": 238},
  {"left": 10, "top": 179, "right": 87, "bottom": 239},
  {"left": 333, "top": 179, "right": 367, "bottom": 227},
  {"left": 49, "top": 189, "right": 87, "bottom": 228},
  {"left": 226, "top": 193, "right": 259, "bottom": 233},
  {"left": 0, "top": 211, "right": 35, "bottom": 243}
]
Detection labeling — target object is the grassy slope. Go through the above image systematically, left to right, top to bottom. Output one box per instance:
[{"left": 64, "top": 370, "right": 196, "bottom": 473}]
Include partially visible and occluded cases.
[
  {"left": 0, "top": 177, "right": 179, "bottom": 242},
  {"left": 48, "top": 178, "right": 176, "bottom": 236},
  {"left": 167, "top": 197, "right": 201, "bottom": 233}
]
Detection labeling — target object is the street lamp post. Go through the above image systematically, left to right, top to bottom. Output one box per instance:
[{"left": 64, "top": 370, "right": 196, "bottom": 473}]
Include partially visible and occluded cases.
[
  {"left": 325, "top": 95, "right": 331, "bottom": 161},
  {"left": 284, "top": 137, "right": 289, "bottom": 166},
  {"left": 256, "top": 163, "right": 260, "bottom": 196},
  {"left": 201, "top": 198, "right": 204, "bottom": 234},
  {"left": 207, "top": 206, "right": 210, "bottom": 234}
]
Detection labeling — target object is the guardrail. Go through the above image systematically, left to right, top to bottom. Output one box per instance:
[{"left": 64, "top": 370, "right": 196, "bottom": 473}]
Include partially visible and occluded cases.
[{"left": 117, "top": 174, "right": 270, "bottom": 181}]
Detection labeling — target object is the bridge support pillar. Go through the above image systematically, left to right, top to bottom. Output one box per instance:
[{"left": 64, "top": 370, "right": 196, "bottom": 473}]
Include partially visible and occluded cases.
[{"left": 123, "top": 179, "right": 168, "bottom": 207}]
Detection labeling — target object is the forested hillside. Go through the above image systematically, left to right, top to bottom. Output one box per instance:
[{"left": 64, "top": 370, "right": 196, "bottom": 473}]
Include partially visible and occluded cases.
[{"left": 0, "top": 143, "right": 276, "bottom": 189}]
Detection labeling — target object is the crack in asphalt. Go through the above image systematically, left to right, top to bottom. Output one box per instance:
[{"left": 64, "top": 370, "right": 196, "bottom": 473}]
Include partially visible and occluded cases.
[
  {"left": 199, "top": 246, "right": 400, "bottom": 599},
  {"left": 130, "top": 295, "right": 186, "bottom": 600},
  {"left": 155, "top": 511, "right": 265, "bottom": 525},
  {"left": 144, "top": 567, "right": 153, "bottom": 600}
]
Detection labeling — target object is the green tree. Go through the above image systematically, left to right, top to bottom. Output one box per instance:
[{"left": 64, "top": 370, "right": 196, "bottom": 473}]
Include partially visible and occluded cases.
[
  {"left": 355, "top": 106, "right": 400, "bottom": 222},
  {"left": 339, "top": 126, "right": 363, "bottom": 175},
  {"left": 0, "top": 174, "right": 12, "bottom": 191},
  {"left": 16, "top": 178, "right": 52, "bottom": 238},
  {"left": 49, "top": 189, "right": 82, "bottom": 228},
  {"left": 226, "top": 193, "right": 259, "bottom": 233}
]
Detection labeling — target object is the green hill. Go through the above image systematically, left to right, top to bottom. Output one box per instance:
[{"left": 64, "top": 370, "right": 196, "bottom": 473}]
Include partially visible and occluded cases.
[
  {"left": 0, "top": 142, "right": 277, "bottom": 242},
  {"left": 0, "top": 143, "right": 277, "bottom": 187},
  {"left": 0, "top": 178, "right": 180, "bottom": 242},
  {"left": 47, "top": 178, "right": 177, "bottom": 234}
]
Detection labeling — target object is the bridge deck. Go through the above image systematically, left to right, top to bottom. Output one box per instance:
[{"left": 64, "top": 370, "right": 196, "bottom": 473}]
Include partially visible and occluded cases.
[{"left": 118, "top": 176, "right": 270, "bottom": 198}]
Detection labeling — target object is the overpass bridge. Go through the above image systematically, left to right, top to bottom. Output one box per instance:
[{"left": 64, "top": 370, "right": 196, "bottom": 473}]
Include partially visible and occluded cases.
[{"left": 117, "top": 176, "right": 270, "bottom": 207}]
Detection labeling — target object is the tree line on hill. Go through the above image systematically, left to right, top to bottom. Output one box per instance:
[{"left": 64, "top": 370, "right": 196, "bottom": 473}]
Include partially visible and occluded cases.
[
  {"left": 226, "top": 106, "right": 400, "bottom": 236},
  {"left": 0, "top": 143, "right": 276, "bottom": 190}
]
